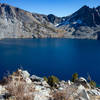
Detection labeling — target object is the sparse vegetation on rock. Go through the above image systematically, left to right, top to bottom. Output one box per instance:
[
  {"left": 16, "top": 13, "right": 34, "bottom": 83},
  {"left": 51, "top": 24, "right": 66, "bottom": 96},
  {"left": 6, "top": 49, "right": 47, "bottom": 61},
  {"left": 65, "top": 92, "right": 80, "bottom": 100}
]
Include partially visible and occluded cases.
[
  {"left": 0, "top": 69, "right": 99, "bottom": 100},
  {"left": 72, "top": 73, "right": 78, "bottom": 82},
  {"left": 45, "top": 75, "right": 59, "bottom": 87},
  {"left": 43, "top": 76, "right": 48, "bottom": 82},
  {"left": 89, "top": 80, "right": 96, "bottom": 88},
  {"left": 6, "top": 81, "right": 34, "bottom": 100},
  {"left": 52, "top": 86, "right": 75, "bottom": 100}
]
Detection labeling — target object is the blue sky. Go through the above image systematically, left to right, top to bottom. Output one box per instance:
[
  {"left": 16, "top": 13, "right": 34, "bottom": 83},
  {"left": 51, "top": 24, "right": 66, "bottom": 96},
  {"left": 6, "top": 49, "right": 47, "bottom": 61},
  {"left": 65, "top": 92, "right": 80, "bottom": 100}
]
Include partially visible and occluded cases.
[{"left": 0, "top": 0, "right": 100, "bottom": 16}]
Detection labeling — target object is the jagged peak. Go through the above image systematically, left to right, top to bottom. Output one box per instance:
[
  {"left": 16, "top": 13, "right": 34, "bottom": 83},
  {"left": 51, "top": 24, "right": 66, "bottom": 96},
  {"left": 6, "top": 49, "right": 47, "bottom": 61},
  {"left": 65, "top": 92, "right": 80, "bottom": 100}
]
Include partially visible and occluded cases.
[
  {"left": 78, "top": 5, "right": 91, "bottom": 12},
  {"left": 82, "top": 5, "right": 89, "bottom": 8},
  {"left": 47, "top": 14, "right": 58, "bottom": 18}
]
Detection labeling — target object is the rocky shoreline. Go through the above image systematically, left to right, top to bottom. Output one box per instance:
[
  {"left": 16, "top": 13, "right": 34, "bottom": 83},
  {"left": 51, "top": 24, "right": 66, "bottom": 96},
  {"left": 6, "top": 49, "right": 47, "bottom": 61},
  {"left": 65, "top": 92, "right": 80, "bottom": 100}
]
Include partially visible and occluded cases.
[{"left": 0, "top": 69, "right": 100, "bottom": 100}]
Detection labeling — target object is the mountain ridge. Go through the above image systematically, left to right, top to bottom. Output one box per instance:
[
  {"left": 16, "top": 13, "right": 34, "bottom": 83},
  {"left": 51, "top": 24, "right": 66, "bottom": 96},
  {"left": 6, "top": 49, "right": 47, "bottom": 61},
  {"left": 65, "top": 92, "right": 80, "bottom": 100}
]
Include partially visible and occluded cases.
[{"left": 0, "top": 3, "right": 100, "bottom": 39}]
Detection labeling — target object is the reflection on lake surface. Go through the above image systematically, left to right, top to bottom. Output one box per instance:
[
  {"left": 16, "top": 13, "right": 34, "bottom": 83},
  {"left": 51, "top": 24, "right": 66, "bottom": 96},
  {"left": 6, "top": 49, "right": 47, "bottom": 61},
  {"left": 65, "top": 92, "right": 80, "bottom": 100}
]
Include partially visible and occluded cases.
[{"left": 0, "top": 39, "right": 100, "bottom": 83}]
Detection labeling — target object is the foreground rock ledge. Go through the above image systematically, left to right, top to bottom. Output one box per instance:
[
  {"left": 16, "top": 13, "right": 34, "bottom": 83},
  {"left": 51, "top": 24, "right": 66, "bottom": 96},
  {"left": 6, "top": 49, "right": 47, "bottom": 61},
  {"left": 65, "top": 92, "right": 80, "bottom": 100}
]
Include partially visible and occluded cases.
[{"left": 0, "top": 69, "right": 100, "bottom": 100}]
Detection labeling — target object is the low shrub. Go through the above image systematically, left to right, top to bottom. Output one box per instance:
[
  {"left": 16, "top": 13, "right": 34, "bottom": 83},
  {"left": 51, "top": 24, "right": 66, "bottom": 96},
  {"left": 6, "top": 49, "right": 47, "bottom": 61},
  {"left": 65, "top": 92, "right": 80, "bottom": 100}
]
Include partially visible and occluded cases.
[
  {"left": 72, "top": 73, "right": 78, "bottom": 82},
  {"left": 87, "top": 74, "right": 96, "bottom": 88},
  {"left": 44, "top": 75, "right": 59, "bottom": 87},
  {"left": 48, "top": 75, "right": 59, "bottom": 87},
  {"left": 43, "top": 76, "right": 48, "bottom": 82},
  {"left": 89, "top": 80, "right": 96, "bottom": 88}
]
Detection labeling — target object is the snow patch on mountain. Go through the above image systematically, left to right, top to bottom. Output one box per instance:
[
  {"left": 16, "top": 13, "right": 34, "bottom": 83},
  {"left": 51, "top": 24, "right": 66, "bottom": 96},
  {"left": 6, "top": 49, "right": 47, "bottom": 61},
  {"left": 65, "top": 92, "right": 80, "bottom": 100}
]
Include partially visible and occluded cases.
[{"left": 73, "top": 19, "right": 82, "bottom": 24}]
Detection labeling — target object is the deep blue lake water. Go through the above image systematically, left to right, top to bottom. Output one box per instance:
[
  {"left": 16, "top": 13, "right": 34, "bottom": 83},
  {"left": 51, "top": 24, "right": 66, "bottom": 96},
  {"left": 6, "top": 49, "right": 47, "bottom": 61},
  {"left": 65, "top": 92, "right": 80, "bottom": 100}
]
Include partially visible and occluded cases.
[{"left": 0, "top": 39, "right": 100, "bottom": 83}]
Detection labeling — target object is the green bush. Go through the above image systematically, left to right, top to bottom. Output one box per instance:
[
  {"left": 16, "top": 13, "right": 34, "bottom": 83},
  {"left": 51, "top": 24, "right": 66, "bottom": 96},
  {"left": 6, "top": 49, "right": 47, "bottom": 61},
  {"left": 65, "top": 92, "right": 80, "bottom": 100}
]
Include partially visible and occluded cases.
[
  {"left": 72, "top": 73, "right": 78, "bottom": 82},
  {"left": 47, "top": 75, "right": 59, "bottom": 87},
  {"left": 43, "top": 76, "right": 48, "bottom": 82},
  {"left": 89, "top": 80, "right": 96, "bottom": 88}
]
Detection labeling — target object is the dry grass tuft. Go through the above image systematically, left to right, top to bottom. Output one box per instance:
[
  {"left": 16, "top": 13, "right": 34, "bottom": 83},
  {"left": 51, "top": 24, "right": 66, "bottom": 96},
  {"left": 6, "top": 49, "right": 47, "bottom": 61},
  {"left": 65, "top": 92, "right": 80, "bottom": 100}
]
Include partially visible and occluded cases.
[
  {"left": 6, "top": 81, "right": 34, "bottom": 100},
  {"left": 53, "top": 86, "right": 75, "bottom": 100}
]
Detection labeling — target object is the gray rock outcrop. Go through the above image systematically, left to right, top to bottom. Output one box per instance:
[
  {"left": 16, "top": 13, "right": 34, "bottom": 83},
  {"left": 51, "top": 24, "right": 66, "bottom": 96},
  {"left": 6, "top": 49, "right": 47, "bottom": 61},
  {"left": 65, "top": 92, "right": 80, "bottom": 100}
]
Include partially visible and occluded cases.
[{"left": 0, "top": 3, "right": 65, "bottom": 39}]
